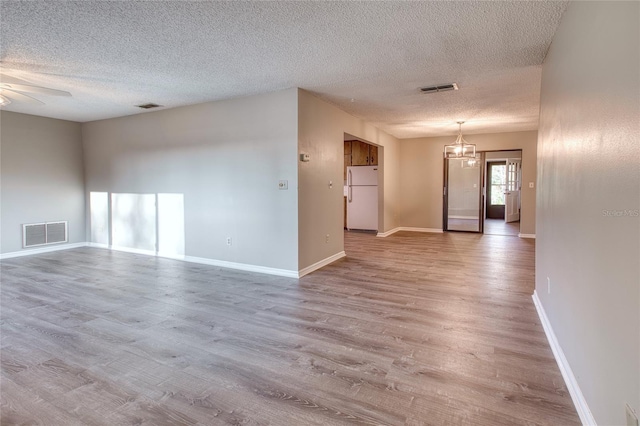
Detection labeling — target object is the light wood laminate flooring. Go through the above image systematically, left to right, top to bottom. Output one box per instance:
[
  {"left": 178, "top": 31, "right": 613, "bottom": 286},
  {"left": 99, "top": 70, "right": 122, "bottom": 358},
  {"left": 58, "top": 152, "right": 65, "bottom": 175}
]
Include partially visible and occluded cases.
[
  {"left": 483, "top": 219, "right": 520, "bottom": 236},
  {"left": 0, "top": 231, "right": 579, "bottom": 425}
]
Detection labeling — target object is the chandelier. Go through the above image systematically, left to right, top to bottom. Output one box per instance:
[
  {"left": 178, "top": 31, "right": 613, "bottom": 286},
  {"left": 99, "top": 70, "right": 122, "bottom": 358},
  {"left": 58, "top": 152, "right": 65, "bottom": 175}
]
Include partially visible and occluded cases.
[{"left": 444, "top": 121, "right": 476, "bottom": 159}]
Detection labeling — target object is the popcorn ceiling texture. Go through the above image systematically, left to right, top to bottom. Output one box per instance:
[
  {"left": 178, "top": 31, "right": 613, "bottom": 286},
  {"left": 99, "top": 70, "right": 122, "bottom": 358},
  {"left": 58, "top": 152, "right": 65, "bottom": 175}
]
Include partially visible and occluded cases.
[{"left": 0, "top": 1, "right": 568, "bottom": 138}]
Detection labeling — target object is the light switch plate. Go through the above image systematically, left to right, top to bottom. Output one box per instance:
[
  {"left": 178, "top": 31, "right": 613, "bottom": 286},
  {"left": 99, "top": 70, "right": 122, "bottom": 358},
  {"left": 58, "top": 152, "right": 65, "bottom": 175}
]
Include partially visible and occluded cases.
[
  {"left": 278, "top": 180, "right": 288, "bottom": 190},
  {"left": 529, "top": 182, "right": 535, "bottom": 188}
]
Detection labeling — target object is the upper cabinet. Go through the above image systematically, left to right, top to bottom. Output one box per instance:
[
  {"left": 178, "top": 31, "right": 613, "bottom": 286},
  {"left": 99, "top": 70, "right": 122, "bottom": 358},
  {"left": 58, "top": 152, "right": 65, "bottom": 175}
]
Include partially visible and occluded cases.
[
  {"left": 345, "top": 140, "right": 378, "bottom": 168},
  {"left": 351, "top": 141, "right": 369, "bottom": 166},
  {"left": 369, "top": 145, "right": 378, "bottom": 166}
]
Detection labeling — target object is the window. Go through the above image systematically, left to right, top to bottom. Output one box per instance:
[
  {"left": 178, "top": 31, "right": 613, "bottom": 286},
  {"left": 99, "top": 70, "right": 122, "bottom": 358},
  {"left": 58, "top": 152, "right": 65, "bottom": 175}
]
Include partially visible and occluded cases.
[{"left": 490, "top": 164, "right": 506, "bottom": 205}]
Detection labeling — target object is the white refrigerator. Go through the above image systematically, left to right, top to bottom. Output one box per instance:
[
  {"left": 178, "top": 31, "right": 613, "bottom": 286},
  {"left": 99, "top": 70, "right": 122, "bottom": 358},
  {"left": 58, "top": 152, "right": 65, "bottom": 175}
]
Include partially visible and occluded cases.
[{"left": 347, "top": 165, "right": 378, "bottom": 231}]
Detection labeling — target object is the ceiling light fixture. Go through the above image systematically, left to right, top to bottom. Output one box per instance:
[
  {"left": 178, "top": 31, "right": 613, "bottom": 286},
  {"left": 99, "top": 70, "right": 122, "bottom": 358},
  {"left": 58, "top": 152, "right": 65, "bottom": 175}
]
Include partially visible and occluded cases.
[
  {"left": 444, "top": 121, "right": 476, "bottom": 159},
  {"left": 462, "top": 155, "right": 480, "bottom": 168}
]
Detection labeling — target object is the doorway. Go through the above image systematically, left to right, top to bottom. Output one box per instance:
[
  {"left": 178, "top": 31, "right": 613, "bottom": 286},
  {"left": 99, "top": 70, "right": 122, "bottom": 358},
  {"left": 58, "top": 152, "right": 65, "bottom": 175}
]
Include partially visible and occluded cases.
[
  {"left": 344, "top": 133, "right": 381, "bottom": 233},
  {"left": 443, "top": 149, "right": 522, "bottom": 236},
  {"left": 483, "top": 151, "right": 522, "bottom": 236},
  {"left": 443, "top": 154, "right": 484, "bottom": 233}
]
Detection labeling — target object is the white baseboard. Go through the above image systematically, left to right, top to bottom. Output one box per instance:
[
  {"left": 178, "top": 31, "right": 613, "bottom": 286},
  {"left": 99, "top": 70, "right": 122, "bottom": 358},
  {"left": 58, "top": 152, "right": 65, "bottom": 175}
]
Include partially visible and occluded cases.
[
  {"left": 377, "top": 227, "right": 443, "bottom": 237},
  {"left": 377, "top": 227, "right": 402, "bottom": 237},
  {"left": 518, "top": 233, "right": 536, "bottom": 239},
  {"left": 0, "top": 242, "right": 88, "bottom": 260},
  {"left": 87, "top": 242, "right": 109, "bottom": 249},
  {"left": 89, "top": 243, "right": 299, "bottom": 278},
  {"left": 109, "top": 245, "right": 158, "bottom": 257},
  {"left": 298, "top": 251, "right": 346, "bottom": 277},
  {"left": 183, "top": 255, "right": 299, "bottom": 278},
  {"left": 532, "top": 290, "right": 596, "bottom": 425}
]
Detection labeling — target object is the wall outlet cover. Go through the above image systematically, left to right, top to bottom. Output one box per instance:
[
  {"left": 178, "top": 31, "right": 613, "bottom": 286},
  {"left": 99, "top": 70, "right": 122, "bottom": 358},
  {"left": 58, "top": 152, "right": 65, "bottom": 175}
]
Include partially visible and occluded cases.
[{"left": 278, "top": 180, "right": 288, "bottom": 190}]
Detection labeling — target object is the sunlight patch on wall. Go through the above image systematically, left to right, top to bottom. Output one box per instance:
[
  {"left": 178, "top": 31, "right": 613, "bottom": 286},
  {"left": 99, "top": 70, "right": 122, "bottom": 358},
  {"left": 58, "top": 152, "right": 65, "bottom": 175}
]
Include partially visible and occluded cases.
[
  {"left": 90, "top": 192, "right": 109, "bottom": 245},
  {"left": 111, "top": 193, "right": 156, "bottom": 252},
  {"left": 158, "top": 193, "right": 185, "bottom": 256}
]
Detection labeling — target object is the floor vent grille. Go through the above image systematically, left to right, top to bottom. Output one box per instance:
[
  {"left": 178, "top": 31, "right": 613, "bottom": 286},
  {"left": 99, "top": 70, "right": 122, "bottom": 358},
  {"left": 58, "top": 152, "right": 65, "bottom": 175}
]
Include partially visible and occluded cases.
[{"left": 23, "top": 221, "right": 68, "bottom": 248}]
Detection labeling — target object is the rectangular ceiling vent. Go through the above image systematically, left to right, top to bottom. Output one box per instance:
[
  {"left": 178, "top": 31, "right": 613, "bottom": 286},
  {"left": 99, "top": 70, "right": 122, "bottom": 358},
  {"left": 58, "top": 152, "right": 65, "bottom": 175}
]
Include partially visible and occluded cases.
[
  {"left": 420, "top": 83, "right": 459, "bottom": 94},
  {"left": 136, "top": 103, "right": 163, "bottom": 109},
  {"left": 23, "top": 221, "right": 68, "bottom": 248}
]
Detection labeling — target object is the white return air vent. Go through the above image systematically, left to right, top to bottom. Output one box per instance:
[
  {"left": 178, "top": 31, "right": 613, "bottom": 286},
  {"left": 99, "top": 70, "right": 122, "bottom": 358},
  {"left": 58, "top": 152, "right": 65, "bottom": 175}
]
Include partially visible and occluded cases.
[{"left": 22, "top": 221, "right": 68, "bottom": 248}]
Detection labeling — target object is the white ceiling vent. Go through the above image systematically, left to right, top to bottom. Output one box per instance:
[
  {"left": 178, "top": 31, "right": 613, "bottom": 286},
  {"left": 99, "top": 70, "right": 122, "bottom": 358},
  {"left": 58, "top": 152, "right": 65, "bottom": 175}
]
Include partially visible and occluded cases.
[
  {"left": 420, "top": 83, "right": 459, "bottom": 94},
  {"left": 23, "top": 221, "right": 68, "bottom": 248}
]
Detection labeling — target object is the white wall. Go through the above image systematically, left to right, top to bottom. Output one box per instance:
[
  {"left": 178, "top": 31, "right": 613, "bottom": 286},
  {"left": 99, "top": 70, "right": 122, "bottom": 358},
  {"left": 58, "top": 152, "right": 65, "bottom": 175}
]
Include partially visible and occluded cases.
[
  {"left": 536, "top": 1, "right": 639, "bottom": 424},
  {"left": 82, "top": 89, "right": 299, "bottom": 272},
  {"left": 297, "top": 89, "right": 401, "bottom": 270},
  {"left": 0, "top": 111, "right": 85, "bottom": 253},
  {"left": 399, "top": 131, "right": 537, "bottom": 234}
]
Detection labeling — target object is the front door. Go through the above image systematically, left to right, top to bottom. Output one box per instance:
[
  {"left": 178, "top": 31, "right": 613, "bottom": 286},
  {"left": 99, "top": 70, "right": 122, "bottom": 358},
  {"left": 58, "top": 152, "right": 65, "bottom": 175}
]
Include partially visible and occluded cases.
[{"left": 486, "top": 161, "right": 506, "bottom": 219}]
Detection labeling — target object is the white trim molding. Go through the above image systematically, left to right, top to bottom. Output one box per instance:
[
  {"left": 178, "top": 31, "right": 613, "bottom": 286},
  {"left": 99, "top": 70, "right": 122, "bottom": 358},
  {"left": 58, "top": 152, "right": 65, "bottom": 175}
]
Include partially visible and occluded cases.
[
  {"left": 377, "top": 227, "right": 443, "bottom": 237},
  {"left": 518, "top": 233, "right": 536, "bottom": 239},
  {"left": 0, "top": 242, "right": 88, "bottom": 260},
  {"left": 91, "top": 243, "right": 299, "bottom": 278},
  {"left": 298, "top": 251, "right": 346, "bottom": 278},
  {"left": 183, "top": 255, "right": 299, "bottom": 278},
  {"left": 532, "top": 291, "right": 596, "bottom": 426}
]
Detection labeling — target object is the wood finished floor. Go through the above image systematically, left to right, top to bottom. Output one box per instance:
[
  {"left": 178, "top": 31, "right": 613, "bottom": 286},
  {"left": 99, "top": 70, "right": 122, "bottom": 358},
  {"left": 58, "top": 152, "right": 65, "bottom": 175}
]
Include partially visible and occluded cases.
[
  {"left": 483, "top": 219, "right": 520, "bottom": 237},
  {"left": 0, "top": 231, "right": 580, "bottom": 425}
]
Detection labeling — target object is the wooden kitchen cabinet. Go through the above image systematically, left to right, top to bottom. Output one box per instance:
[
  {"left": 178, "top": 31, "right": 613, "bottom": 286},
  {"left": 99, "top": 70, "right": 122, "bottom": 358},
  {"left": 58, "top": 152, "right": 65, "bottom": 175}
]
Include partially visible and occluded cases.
[
  {"left": 344, "top": 140, "right": 378, "bottom": 179},
  {"left": 347, "top": 140, "right": 378, "bottom": 167},
  {"left": 344, "top": 141, "right": 352, "bottom": 155},
  {"left": 351, "top": 141, "right": 370, "bottom": 166},
  {"left": 369, "top": 145, "right": 378, "bottom": 165}
]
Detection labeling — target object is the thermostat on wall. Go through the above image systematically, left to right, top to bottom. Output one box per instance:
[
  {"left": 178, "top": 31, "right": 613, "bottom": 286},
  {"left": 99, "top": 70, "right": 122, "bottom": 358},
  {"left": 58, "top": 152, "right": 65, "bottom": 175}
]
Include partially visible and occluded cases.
[{"left": 300, "top": 153, "right": 310, "bottom": 162}]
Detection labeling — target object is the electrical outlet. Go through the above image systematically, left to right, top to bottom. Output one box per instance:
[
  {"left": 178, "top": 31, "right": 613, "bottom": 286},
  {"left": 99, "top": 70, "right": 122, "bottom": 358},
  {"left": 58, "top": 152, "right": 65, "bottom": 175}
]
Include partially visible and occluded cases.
[
  {"left": 278, "top": 180, "right": 288, "bottom": 190},
  {"left": 325, "top": 234, "right": 330, "bottom": 243},
  {"left": 226, "top": 237, "right": 232, "bottom": 246},
  {"left": 547, "top": 277, "right": 551, "bottom": 294},
  {"left": 627, "top": 404, "right": 639, "bottom": 426}
]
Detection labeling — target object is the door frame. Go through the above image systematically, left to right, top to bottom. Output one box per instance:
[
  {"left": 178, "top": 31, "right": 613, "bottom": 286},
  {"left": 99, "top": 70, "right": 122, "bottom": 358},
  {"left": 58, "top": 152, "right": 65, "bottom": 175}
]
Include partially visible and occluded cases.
[
  {"left": 481, "top": 150, "right": 523, "bottom": 233},
  {"left": 443, "top": 152, "right": 485, "bottom": 233},
  {"left": 486, "top": 161, "right": 507, "bottom": 219}
]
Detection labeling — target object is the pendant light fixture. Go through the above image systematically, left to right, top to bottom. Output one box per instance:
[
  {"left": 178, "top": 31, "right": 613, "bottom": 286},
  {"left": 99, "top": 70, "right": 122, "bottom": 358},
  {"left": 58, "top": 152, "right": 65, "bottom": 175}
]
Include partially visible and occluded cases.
[
  {"left": 444, "top": 121, "right": 476, "bottom": 159},
  {"left": 461, "top": 155, "right": 480, "bottom": 168}
]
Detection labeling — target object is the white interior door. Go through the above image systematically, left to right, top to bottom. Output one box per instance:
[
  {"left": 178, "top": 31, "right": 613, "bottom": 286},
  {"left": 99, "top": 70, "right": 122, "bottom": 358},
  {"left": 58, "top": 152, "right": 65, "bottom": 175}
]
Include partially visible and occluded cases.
[{"left": 505, "top": 159, "right": 521, "bottom": 223}]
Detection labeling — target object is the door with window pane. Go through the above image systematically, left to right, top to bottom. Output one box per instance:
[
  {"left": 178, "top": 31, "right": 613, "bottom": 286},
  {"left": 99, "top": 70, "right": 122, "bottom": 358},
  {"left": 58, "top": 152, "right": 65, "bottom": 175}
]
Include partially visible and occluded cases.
[{"left": 487, "top": 161, "right": 506, "bottom": 219}]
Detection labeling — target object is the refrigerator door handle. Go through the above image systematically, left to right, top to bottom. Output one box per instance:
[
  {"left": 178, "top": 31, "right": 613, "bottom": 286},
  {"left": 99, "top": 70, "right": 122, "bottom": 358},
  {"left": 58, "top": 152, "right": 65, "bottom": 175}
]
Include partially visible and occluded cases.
[{"left": 347, "top": 169, "right": 352, "bottom": 202}]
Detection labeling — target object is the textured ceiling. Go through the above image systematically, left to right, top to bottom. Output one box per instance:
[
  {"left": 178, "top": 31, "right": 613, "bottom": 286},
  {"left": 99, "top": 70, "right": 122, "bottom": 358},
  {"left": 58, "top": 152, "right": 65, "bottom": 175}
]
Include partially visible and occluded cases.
[{"left": 0, "top": 1, "right": 568, "bottom": 138}]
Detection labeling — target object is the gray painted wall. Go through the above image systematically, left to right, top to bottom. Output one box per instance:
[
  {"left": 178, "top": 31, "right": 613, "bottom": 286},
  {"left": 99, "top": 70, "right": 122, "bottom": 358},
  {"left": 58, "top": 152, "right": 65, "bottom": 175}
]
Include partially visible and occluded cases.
[
  {"left": 536, "top": 1, "right": 639, "bottom": 424},
  {"left": 82, "top": 89, "right": 299, "bottom": 272},
  {"left": 0, "top": 111, "right": 85, "bottom": 253}
]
